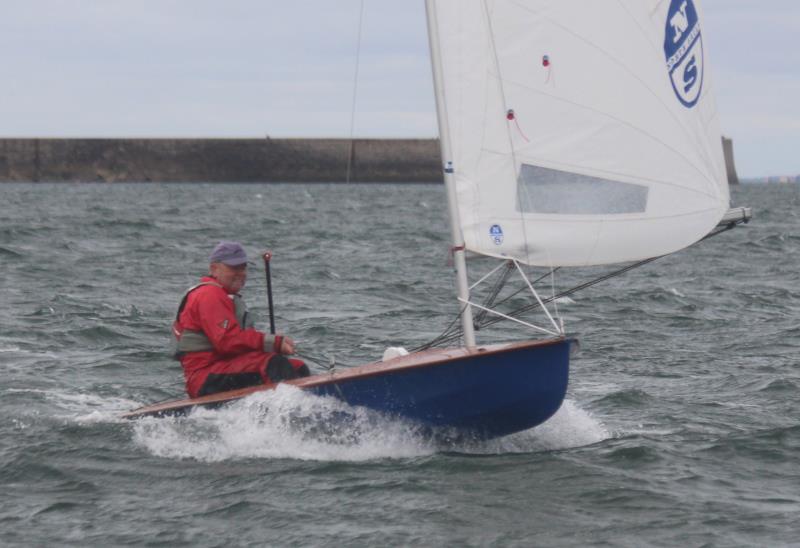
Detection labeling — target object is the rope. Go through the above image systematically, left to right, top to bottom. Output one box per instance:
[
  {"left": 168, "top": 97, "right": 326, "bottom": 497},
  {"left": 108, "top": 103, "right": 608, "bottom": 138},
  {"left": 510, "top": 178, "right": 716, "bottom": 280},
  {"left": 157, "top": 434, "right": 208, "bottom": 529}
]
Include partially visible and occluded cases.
[
  {"left": 345, "top": 0, "right": 365, "bottom": 184},
  {"left": 294, "top": 350, "right": 349, "bottom": 372}
]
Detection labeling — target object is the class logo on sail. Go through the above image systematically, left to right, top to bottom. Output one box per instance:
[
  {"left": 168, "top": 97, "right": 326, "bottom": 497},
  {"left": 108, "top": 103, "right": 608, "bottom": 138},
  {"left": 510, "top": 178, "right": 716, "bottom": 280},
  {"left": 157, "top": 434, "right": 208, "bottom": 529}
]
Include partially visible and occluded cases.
[
  {"left": 664, "top": 0, "right": 704, "bottom": 108},
  {"left": 489, "top": 224, "right": 504, "bottom": 246}
]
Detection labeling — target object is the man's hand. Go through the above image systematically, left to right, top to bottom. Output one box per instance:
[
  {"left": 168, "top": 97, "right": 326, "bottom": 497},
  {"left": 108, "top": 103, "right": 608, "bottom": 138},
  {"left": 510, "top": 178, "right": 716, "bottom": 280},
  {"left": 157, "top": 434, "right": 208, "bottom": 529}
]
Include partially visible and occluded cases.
[{"left": 279, "top": 335, "right": 296, "bottom": 355}]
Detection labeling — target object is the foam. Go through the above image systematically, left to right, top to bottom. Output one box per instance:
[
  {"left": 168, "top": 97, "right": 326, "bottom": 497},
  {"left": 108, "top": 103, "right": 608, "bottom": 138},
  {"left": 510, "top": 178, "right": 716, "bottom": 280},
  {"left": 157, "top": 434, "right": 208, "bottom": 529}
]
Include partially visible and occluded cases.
[
  {"left": 669, "top": 287, "right": 687, "bottom": 298},
  {"left": 7, "top": 384, "right": 612, "bottom": 461},
  {"left": 132, "top": 384, "right": 436, "bottom": 462},
  {"left": 130, "top": 385, "right": 611, "bottom": 462},
  {"left": 7, "top": 387, "right": 141, "bottom": 423},
  {"left": 467, "top": 400, "right": 612, "bottom": 454}
]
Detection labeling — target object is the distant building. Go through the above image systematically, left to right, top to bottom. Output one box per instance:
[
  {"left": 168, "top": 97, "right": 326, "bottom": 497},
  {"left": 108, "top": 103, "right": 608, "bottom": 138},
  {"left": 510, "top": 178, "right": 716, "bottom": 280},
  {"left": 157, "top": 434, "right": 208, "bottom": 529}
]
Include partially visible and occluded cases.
[
  {"left": 722, "top": 136, "right": 739, "bottom": 185},
  {"left": 765, "top": 175, "right": 797, "bottom": 184}
]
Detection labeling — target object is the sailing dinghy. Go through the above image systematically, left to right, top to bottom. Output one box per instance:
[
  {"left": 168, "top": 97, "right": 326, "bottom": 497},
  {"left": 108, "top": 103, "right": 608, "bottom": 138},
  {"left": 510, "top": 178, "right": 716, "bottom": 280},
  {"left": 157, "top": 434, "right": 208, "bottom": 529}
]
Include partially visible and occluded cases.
[{"left": 124, "top": 0, "right": 750, "bottom": 438}]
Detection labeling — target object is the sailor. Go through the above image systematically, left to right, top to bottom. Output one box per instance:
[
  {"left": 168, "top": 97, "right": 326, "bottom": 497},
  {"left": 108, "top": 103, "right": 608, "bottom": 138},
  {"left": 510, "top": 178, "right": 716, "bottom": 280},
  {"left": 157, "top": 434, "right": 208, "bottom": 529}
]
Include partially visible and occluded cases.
[{"left": 172, "top": 241, "right": 309, "bottom": 398}]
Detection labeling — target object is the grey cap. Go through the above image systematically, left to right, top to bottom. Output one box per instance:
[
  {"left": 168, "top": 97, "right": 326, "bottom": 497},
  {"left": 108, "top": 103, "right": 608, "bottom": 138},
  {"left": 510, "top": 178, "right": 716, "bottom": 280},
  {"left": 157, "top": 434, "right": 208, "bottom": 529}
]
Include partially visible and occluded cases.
[{"left": 209, "top": 241, "right": 248, "bottom": 266}]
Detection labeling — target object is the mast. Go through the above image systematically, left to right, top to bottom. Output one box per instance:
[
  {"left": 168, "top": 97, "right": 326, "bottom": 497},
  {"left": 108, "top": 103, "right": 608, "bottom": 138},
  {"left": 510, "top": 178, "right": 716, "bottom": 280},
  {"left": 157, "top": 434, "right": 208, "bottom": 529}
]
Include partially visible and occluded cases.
[{"left": 425, "top": 0, "right": 476, "bottom": 347}]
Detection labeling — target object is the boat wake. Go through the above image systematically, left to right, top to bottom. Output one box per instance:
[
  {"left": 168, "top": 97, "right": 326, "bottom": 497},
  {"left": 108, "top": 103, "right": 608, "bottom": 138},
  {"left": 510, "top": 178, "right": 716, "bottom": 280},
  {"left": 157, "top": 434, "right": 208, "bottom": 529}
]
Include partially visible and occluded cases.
[
  {"left": 7, "top": 384, "right": 610, "bottom": 462},
  {"left": 129, "top": 385, "right": 611, "bottom": 462},
  {"left": 6, "top": 387, "right": 142, "bottom": 424}
]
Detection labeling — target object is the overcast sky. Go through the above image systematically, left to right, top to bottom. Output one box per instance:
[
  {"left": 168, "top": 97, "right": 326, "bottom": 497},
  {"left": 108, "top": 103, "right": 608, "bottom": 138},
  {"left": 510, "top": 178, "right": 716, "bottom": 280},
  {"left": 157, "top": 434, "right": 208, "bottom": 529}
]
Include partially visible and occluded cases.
[{"left": 0, "top": 1, "right": 797, "bottom": 177}]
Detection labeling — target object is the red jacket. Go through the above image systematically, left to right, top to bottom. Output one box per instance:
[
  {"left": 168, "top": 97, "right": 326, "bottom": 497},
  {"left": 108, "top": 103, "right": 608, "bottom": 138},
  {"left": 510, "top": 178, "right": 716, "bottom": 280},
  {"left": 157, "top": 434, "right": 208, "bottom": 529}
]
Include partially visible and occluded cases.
[{"left": 173, "top": 276, "right": 282, "bottom": 394}]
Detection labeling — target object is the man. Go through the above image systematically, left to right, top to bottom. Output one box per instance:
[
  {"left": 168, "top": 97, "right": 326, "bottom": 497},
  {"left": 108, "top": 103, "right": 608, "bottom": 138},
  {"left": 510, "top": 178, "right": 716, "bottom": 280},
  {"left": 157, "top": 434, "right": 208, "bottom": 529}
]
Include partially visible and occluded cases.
[{"left": 172, "top": 241, "right": 310, "bottom": 398}]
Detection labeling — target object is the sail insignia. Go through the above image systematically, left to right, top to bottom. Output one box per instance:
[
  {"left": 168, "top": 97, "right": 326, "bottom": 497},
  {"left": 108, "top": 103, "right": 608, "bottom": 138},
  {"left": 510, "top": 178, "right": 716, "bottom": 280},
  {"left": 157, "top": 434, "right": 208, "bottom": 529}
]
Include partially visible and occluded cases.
[{"left": 664, "top": 0, "right": 704, "bottom": 108}]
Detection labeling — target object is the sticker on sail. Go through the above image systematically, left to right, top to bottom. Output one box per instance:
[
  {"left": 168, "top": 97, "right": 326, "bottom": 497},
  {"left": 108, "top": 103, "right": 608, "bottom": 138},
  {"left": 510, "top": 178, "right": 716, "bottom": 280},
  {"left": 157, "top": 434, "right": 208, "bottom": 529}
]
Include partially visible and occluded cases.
[
  {"left": 664, "top": 0, "right": 704, "bottom": 108},
  {"left": 489, "top": 224, "right": 504, "bottom": 246}
]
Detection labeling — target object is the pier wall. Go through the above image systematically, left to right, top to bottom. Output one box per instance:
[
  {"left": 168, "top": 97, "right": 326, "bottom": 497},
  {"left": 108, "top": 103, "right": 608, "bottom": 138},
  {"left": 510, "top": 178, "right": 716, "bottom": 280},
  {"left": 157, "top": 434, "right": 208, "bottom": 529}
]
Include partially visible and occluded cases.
[
  {"left": 0, "top": 137, "right": 741, "bottom": 184},
  {"left": 0, "top": 138, "right": 442, "bottom": 183}
]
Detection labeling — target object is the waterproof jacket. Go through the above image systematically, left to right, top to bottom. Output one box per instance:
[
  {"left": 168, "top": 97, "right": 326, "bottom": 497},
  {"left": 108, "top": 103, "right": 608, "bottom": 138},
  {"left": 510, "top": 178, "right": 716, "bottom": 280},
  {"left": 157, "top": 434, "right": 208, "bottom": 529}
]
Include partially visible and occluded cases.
[{"left": 172, "top": 276, "right": 282, "bottom": 360}]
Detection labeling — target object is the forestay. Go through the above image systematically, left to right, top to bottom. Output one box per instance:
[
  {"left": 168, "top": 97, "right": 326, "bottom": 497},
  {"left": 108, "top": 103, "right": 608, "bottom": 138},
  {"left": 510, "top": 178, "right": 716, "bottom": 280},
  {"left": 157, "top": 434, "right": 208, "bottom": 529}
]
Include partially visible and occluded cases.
[{"left": 430, "top": 0, "right": 730, "bottom": 267}]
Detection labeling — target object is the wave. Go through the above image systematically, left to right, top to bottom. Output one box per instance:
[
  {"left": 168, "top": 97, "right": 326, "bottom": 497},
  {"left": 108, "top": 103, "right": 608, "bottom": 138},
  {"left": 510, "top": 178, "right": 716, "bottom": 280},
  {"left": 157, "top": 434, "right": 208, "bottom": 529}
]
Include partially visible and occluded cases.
[
  {"left": 90, "top": 219, "right": 157, "bottom": 230},
  {"left": 0, "top": 246, "right": 24, "bottom": 258},
  {"left": 68, "top": 325, "right": 135, "bottom": 344},
  {"left": 758, "top": 378, "right": 798, "bottom": 393},
  {"left": 6, "top": 387, "right": 142, "bottom": 423},
  {"left": 594, "top": 388, "right": 654, "bottom": 408}
]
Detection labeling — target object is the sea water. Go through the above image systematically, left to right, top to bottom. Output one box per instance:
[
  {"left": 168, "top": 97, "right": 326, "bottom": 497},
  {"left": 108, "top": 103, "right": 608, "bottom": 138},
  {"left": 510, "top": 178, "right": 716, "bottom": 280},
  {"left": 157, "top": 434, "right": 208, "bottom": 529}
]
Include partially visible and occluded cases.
[{"left": 0, "top": 182, "right": 797, "bottom": 546}]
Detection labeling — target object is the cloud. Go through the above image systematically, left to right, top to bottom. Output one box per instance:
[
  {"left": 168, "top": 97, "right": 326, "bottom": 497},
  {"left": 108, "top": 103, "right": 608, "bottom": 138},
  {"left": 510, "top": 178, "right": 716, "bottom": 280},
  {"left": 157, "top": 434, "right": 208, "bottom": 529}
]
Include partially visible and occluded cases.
[
  {"left": 0, "top": 0, "right": 797, "bottom": 175},
  {"left": 0, "top": 0, "right": 433, "bottom": 137},
  {"left": 701, "top": 0, "right": 800, "bottom": 175}
]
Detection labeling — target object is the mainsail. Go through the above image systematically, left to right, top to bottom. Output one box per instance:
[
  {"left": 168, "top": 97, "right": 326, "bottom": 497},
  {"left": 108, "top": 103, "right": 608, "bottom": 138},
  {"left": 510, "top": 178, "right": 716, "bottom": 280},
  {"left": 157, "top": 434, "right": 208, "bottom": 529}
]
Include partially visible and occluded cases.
[{"left": 428, "top": 0, "right": 730, "bottom": 267}]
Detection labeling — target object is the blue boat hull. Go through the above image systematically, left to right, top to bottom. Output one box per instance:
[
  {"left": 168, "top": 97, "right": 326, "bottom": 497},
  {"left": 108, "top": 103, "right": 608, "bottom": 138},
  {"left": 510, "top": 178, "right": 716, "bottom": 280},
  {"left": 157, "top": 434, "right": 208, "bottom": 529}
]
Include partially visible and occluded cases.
[
  {"left": 123, "top": 338, "right": 572, "bottom": 439},
  {"left": 307, "top": 338, "right": 572, "bottom": 438}
]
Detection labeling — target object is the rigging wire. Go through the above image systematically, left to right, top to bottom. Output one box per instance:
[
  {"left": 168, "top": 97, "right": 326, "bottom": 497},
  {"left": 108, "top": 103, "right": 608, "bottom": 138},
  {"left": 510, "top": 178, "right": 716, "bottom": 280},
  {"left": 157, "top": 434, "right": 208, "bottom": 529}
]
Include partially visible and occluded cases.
[
  {"left": 345, "top": 0, "right": 366, "bottom": 184},
  {"left": 415, "top": 221, "right": 744, "bottom": 350},
  {"left": 413, "top": 260, "right": 556, "bottom": 352},
  {"left": 472, "top": 260, "right": 515, "bottom": 326},
  {"left": 549, "top": 263, "right": 562, "bottom": 331},
  {"left": 412, "top": 264, "right": 555, "bottom": 353},
  {"left": 484, "top": 266, "right": 562, "bottom": 311},
  {"left": 411, "top": 302, "right": 469, "bottom": 353}
]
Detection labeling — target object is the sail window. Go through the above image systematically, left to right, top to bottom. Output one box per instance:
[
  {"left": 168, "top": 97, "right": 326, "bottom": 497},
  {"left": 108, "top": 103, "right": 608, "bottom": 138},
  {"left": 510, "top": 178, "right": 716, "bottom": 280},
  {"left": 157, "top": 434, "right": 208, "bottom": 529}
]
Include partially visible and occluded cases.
[{"left": 517, "top": 164, "right": 649, "bottom": 215}]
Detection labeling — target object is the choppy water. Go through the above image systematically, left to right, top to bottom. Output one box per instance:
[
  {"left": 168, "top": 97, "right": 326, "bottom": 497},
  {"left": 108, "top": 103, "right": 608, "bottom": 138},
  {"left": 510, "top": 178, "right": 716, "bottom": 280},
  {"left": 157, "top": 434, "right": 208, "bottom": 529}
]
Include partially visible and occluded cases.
[{"left": 0, "top": 182, "right": 797, "bottom": 546}]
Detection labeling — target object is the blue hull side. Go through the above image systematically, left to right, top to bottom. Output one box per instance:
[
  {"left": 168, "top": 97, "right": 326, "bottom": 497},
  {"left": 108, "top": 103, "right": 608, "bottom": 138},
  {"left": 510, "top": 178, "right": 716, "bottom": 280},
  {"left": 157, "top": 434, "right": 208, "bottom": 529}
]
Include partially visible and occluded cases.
[
  {"left": 122, "top": 339, "right": 572, "bottom": 439},
  {"left": 307, "top": 339, "right": 571, "bottom": 438}
]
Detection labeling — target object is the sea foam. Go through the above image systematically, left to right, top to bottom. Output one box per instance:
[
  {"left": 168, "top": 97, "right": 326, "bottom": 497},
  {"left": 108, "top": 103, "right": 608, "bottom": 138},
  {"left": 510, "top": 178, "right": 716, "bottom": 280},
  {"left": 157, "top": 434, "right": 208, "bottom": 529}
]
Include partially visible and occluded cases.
[{"left": 130, "top": 384, "right": 610, "bottom": 462}]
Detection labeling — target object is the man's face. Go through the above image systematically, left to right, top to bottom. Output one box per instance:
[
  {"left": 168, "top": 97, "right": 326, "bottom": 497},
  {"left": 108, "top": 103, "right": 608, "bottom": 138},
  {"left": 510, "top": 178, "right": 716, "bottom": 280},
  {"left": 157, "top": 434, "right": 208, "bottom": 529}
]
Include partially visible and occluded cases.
[{"left": 210, "top": 262, "right": 247, "bottom": 293}]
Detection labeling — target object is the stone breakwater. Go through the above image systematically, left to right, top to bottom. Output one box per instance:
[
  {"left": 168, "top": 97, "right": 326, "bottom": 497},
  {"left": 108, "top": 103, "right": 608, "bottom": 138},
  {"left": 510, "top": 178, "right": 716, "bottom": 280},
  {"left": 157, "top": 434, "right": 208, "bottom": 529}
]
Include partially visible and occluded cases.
[
  {"left": 0, "top": 136, "right": 740, "bottom": 184},
  {"left": 0, "top": 138, "right": 442, "bottom": 183}
]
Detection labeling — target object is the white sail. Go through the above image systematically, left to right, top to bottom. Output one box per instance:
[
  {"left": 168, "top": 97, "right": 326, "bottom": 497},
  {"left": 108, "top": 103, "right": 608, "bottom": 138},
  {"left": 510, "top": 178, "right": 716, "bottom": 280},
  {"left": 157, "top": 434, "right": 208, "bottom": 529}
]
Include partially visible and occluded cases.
[{"left": 430, "top": 0, "right": 730, "bottom": 267}]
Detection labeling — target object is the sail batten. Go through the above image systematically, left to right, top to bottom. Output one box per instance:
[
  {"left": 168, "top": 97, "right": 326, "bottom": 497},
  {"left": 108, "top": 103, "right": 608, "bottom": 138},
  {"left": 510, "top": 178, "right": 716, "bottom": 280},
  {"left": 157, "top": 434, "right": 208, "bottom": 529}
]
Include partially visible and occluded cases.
[{"left": 432, "top": 0, "right": 730, "bottom": 267}]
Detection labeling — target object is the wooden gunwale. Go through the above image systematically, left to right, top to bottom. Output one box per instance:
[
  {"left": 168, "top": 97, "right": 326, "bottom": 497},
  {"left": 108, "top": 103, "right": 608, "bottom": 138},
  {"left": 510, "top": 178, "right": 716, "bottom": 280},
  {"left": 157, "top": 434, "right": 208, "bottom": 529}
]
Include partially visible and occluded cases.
[{"left": 121, "top": 337, "right": 568, "bottom": 419}]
